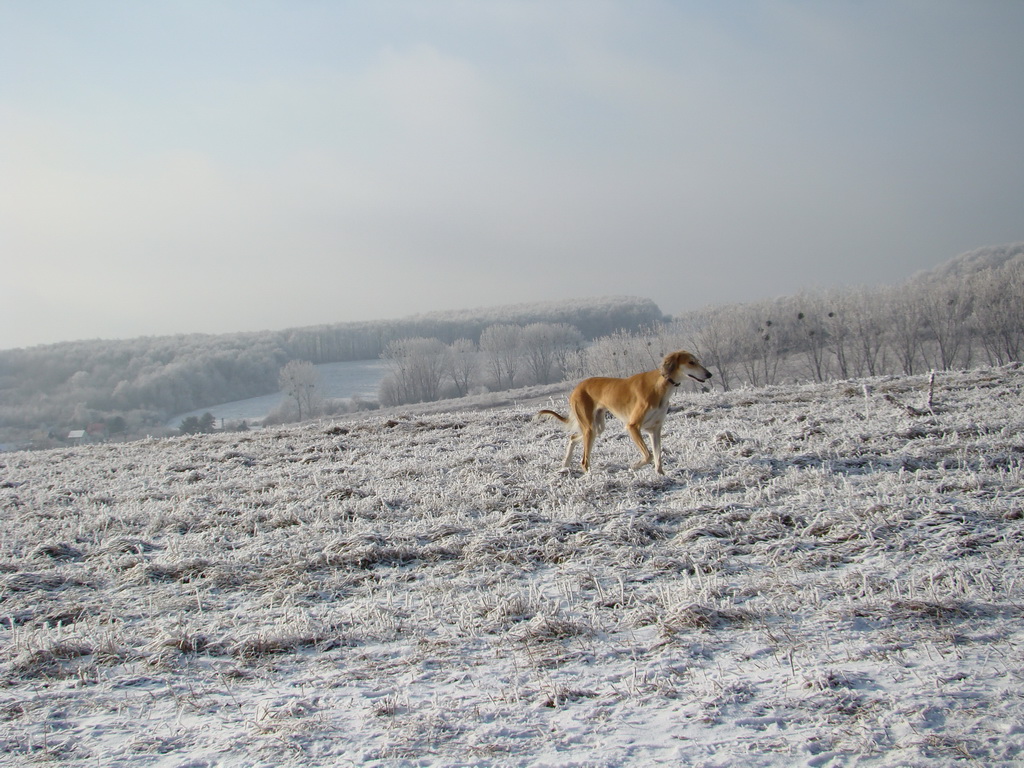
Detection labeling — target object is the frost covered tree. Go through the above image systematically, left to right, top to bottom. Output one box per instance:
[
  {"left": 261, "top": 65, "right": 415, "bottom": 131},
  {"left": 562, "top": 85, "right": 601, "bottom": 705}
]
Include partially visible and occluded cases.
[
  {"left": 969, "top": 261, "right": 1024, "bottom": 364},
  {"left": 918, "top": 283, "right": 973, "bottom": 370},
  {"left": 883, "top": 287, "right": 926, "bottom": 375},
  {"left": 843, "top": 288, "right": 889, "bottom": 377},
  {"left": 794, "top": 295, "right": 831, "bottom": 382},
  {"left": 683, "top": 307, "right": 743, "bottom": 391},
  {"left": 737, "top": 307, "right": 782, "bottom": 387},
  {"left": 521, "top": 323, "right": 583, "bottom": 384},
  {"left": 480, "top": 324, "right": 523, "bottom": 389},
  {"left": 584, "top": 330, "right": 656, "bottom": 378},
  {"left": 379, "top": 338, "right": 450, "bottom": 405},
  {"left": 447, "top": 338, "right": 479, "bottom": 397},
  {"left": 279, "top": 360, "right": 321, "bottom": 421}
]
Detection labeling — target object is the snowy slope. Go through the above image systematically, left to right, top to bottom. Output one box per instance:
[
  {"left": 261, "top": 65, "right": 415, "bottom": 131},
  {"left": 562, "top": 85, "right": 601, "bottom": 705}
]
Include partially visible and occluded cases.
[{"left": 2, "top": 364, "right": 1023, "bottom": 767}]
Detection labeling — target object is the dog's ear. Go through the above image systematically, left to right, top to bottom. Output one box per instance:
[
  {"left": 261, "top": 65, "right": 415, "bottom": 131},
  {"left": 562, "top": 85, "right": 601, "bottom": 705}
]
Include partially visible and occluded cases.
[{"left": 661, "top": 351, "right": 683, "bottom": 377}]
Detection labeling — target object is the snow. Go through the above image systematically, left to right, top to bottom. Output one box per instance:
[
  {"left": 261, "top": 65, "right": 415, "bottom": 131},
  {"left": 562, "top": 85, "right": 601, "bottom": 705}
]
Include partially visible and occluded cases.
[{"left": 2, "top": 364, "right": 1024, "bottom": 767}]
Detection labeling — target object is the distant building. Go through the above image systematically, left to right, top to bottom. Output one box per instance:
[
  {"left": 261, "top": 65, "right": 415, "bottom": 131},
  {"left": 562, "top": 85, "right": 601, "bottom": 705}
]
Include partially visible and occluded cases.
[{"left": 66, "top": 424, "right": 108, "bottom": 444}]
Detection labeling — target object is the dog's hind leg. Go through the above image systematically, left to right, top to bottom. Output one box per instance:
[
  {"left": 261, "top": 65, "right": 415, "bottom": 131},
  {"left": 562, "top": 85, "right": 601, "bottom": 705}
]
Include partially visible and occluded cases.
[
  {"left": 569, "top": 397, "right": 600, "bottom": 472},
  {"left": 580, "top": 426, "right": 597, "bottom": 472},
  {"left": 562, "top": 432, "right": 580, "bottom": 469}
]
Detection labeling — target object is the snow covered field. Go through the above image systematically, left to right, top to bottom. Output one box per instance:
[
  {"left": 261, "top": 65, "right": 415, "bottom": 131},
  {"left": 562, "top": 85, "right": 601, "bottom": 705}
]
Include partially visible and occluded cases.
[{"left": 2, "top": 364, "right": 1024, "bottom": 767}]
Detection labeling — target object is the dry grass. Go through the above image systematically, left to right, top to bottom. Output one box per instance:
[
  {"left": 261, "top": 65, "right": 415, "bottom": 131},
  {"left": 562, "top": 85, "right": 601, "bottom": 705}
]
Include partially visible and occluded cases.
[{"left": 1, "top": 364, "right": 1024, "bottom": 765}]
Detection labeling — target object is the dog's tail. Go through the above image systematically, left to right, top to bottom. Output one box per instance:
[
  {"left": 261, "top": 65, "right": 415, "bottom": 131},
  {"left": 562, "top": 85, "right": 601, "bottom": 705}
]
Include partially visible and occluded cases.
[{"left": 535, "top": 409, "right": 569, "bottom": 424}]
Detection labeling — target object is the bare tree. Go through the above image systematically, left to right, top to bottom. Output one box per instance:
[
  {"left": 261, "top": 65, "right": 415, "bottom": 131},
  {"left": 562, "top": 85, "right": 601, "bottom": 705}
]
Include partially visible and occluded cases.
[
  {"left": 968, "top": 262, "right": 1024, "bottom": 365},
  {"left": 918, "top": 282, "right": 972, "bottom": 370},
  {"left": 885, "top": 286, "right": 926, "bottom": 375},
  {"left": 844, "top": 288, "right": 889, "bottom": 377},
  {"left": 794, "top": 293, "right": 830, "bottom": 382},
  {"left": 735, "top": 303, "right": 782, "bottom": 387},
  {"left": 684, "top": 307, "right": 742, "bottom": 391},
  {"left": 521, "top": 323, "right": 583, "bottom": 384},
  {"left": 479, "top": 324, "right": 523, "bottom": 389},
  {"left": 551, "top": 326, "right": 585, "bottom": 381},
  {"left": 584, "top": 330, "right": 653, "bottom": 378},
  {"left": 380, "top": 338, "right": 450, "bottom": 405},
  {"left": 447, "top": 338, "right": 479, "bottom": 396},
  {"left": 279, "top": 360, "right": 321, "bottom": 421}
]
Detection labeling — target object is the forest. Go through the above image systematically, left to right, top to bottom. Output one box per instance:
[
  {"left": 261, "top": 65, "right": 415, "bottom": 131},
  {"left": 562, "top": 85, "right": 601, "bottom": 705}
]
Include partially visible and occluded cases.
[
  {"left": 2, "top": 243, "right": 1022, "bottom": 449},
  {"left": 0, "top": 297, "right": 664, "bottom": 447}
]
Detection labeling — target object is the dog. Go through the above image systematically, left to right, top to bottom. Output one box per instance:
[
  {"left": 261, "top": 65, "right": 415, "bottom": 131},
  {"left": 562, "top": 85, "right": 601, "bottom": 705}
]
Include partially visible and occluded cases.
[{"left": 537, "top": 350, "right": 711, "bottom": 474}]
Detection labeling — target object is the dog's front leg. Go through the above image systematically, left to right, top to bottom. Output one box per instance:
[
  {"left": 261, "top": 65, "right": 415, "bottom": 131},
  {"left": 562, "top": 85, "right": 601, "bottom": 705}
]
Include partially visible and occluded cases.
[
  {"left": 627, "top": 424, "right": 653, "bottom": 471},
  {"left": 650, "top": 427, "right": 664, "bottom": 474}
]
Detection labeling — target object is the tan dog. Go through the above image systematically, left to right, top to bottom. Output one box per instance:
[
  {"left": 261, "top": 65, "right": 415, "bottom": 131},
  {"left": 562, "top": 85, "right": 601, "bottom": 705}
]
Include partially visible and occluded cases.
[{"left": 537, "top": 350, "right": 711, "bottom": 474}]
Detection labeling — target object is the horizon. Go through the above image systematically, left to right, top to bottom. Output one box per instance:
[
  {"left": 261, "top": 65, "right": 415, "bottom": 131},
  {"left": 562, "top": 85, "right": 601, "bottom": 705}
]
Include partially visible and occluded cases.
[
  {"left": 3, "top": 2, "right": 1023, "bottom": 349},
  {"left": 0, "top": 240, "right": 1015, "bottom": 353},
  {"left": 1, "top": 293, "right": 661, "bottom": 351}
]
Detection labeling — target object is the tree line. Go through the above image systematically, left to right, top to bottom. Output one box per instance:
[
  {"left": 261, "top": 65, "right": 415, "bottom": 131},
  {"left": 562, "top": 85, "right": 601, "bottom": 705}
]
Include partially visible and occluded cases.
[
  {"left": 3, "top": 246, "right": 1022, "bottom": 444},
  {"left": 374, "top": 246, "right": 1024, "bottom": 406},
  {"left": 676, "top": 254, "right": 1024, "bottom": 390},
  {"left": 585, "top": 255, "right": 1022, "bottom": 393},
  {"left": 0, "top": 297, "right": 662, "bottom": 446},
  {"left": 377, "top": 323, "right": 585, "bottom": 406}
]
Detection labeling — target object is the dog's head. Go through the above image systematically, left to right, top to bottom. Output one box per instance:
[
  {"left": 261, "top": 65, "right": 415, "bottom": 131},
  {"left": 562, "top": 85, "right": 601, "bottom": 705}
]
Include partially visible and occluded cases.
[{"left": 662, "top": 350, "right": 712, "bottom": 385}]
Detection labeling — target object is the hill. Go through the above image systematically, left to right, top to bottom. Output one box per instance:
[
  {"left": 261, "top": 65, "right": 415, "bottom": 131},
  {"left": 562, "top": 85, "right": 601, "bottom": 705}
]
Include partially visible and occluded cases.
[
  {"left": 911, "top": 241, "right": 1024, "bottom": 283},
  {"left": 2, "top": 363, "right": 1023, "bottom": 766}
]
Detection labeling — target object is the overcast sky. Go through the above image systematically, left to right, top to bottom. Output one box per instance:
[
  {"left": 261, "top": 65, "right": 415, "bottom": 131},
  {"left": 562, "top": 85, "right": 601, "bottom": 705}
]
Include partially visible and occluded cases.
[{"left": 2, "top": 1, "right": 1022, "bottom": 350}]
